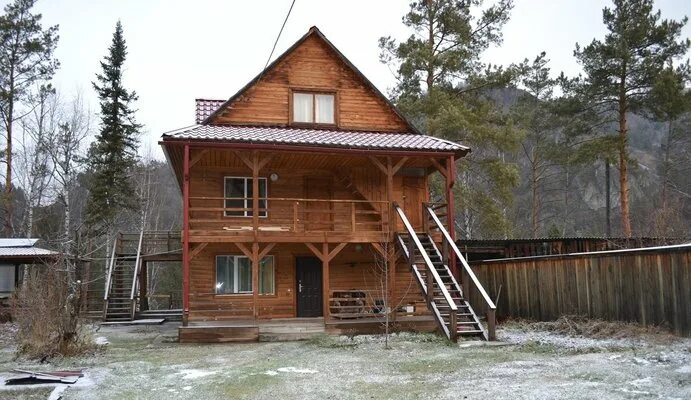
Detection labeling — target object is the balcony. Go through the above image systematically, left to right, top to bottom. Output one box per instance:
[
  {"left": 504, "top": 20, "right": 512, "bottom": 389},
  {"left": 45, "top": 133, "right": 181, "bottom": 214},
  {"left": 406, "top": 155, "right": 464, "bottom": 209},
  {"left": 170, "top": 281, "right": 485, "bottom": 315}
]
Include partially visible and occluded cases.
[{"left": 188, "top": 197, "right": 390, "bottom": 243}]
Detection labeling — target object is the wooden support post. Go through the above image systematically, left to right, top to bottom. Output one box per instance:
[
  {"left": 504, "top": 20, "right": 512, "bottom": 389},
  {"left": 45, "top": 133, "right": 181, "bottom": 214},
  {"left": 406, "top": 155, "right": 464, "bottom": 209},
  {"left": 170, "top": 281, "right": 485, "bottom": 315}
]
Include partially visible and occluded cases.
[
  {"left": 182, "top": 144, "right": 190, "bottom": 326},
  {"left": 252, "top": 151, "right": 259, "bottom": 240},
  {"left": 446, "top": 155, "right": 458, "bottom": 279},
  {"left": 386, "top": 157, "right": 397, "bottom": 323},
  {"left": 293, "top": 201, "right": 299, "bottom": 232},
  {"left": 350, "top": 202, "right": 356, "bottom": 232},
  {"left": 252, "top": 242, "right": 259, "bottom": 318},
  {"left": 322, "top": 242, "right": 330, "bottom": 320},
  {"left": 140, "top": 261, "right": 149, "bottom": 312},
  {"left": 487, "top": 308, "right": 496, "bottom": 341}
]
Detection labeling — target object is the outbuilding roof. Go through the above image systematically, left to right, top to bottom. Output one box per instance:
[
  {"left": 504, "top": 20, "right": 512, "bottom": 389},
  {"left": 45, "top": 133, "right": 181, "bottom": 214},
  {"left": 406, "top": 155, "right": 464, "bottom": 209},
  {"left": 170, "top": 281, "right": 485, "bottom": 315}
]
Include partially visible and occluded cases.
[
  {"left": 161, "top": 125, "right": 469, "bottom": 153},
  {"left": 0, "top": 238, "right": 61, "bottom": 263}
]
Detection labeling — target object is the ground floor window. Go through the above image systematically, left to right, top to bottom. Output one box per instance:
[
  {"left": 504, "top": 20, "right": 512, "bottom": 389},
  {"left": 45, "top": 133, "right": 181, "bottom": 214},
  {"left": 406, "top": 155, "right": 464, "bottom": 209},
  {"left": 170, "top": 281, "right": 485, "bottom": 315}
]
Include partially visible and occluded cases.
[{"left": 215, "top": 255, "right": 274, "bottom": 295}]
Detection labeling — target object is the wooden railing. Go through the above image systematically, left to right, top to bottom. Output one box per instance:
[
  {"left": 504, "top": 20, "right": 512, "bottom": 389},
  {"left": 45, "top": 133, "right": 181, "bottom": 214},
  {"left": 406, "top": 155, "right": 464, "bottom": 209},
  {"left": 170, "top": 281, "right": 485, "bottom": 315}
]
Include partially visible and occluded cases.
[
  {"left": 188, "top": 197, "right": 388, "bottom": 234},
  {"left": 394, "top": 203, "right": 458, "bottom": 341},
  {"left": 424, "top": 203, "right": 497, "bottom": 341},
  {"left": 129, "top": 229, "right": 145, "bottom": 320}
]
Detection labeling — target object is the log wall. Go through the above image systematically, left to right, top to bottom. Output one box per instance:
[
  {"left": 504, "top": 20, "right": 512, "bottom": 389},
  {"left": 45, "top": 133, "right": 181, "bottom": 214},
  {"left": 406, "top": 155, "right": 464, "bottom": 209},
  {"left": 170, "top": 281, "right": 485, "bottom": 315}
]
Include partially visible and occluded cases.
[{"left": 466, "top": 245, "right": 691, "bottom": 336}]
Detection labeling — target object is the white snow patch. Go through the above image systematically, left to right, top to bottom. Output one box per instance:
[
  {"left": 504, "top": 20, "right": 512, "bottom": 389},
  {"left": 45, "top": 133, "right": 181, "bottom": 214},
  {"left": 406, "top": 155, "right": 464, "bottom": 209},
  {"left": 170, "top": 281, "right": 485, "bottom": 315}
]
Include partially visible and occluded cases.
[
  {"left": 95, "top": 336, "right": 109, "bottom": 345},
  {"left": 633, "top": 357, "right": 650, "bottom": 365},
  {"left": 676, "top": 365, "right": 691, "bottom": 373},
  {"left": 276, "top": 367, "right": 318, "bottom": 374},
  {"left": 177, "top": 369, "right": 217, "bottom": 380},
  {"left": 263, "top": 370, "right": 279, "bottom": 376},
  {"left": 629, "top": 377, "right": 652, "bottom": 387},
  {"left": 183, "top": 386, "right": 192, "bottom": 391}
]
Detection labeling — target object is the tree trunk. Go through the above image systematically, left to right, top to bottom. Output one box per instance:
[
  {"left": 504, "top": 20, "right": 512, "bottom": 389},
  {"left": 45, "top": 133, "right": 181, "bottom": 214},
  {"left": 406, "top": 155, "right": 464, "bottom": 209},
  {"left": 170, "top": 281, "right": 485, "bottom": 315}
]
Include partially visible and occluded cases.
[
  {"left": 618, "top": 73, "right": 632, "bottom": 237},
  {"left": 4, "top": 97, "right": 14, "bottom": 237},
  {"left": 530, "top": 153, "right": 539, "bottom": 239},
  {"left": 605, "top": 159, "right": 611, "bottom": 237}
]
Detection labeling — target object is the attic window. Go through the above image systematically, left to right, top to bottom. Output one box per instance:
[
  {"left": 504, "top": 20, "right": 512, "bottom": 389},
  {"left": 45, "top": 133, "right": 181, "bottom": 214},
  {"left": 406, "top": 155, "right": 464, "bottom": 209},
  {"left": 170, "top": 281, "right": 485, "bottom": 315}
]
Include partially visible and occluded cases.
[{"left": 293, "top": 92, "right": 335, "bottom": 124}]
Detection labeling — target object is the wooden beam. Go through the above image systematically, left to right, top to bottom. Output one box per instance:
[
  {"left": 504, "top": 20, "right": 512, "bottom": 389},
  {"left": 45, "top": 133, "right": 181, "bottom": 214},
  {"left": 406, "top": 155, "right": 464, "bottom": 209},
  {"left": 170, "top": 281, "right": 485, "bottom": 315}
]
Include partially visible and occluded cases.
[
  {"left": 182, "top": 144, "right": 190, "bottom": 326},
  {"left": 189, "top": 149, "right": 209, "bottom": 168},
  {"left": 232, "top": 150, "right": 254, "bottom": 170},
  {"left": 252, "top": 151, "right": 259, "bottom": 240},
  {"left": 257, "top": 153, "right": 273, "bottom": 172},
  {"left": 368, "top": 156, "right": 388, "bottom": 174},
  {"left": 392, "top": 156, "right": 409, "bottom": 175},
  {"left": 429, "top": 157, "right": 448, "bottom": 179},
  {"left": 189, "top": 242, "right": 208, "bottom": 261},
  {"left": 235, "top": 242, "right": 253, "bottom": 259},
  {"left": 252, "top": 242, "right": 259, "bottom": 318},
  {"left": 305, "top": 242, "right": 325, "bottom": 261},
  {"left": 322, "top": 242, "right": 330, "bottom": 320},
  {"left": 327, "top": 242, "right": 348, "bottom": 262},
  {"left": 371, "top": 242, "right": 386, "bottom": 258},
  {"left": 258, "top": 243, "right": 276, "bottom": 260}
]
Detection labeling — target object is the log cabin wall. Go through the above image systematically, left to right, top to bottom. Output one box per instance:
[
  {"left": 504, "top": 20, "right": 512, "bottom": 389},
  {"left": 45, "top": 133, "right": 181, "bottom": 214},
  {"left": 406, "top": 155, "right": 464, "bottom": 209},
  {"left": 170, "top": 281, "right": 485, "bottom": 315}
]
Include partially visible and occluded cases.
[
  {"left": 210, "top": 35, "right": 409, "bottom": 132},
  {"left": 188, "top": 242, "right": 428, "bottom": 322}
]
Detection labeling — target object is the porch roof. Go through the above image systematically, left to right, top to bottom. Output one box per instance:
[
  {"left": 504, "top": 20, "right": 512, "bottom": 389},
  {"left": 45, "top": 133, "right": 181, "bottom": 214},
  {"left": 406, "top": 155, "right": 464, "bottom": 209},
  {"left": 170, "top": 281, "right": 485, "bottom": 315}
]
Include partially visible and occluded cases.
[{"left": 161, "top": 125, "right": 469, "bottom": 154}]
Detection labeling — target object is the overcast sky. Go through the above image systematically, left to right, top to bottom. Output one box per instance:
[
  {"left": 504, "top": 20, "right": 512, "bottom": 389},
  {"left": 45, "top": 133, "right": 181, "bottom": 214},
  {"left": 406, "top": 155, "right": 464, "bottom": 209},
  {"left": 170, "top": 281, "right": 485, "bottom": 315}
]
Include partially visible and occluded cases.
[{"left": 16, "top": 0, "right": 691, "bottom": 159}]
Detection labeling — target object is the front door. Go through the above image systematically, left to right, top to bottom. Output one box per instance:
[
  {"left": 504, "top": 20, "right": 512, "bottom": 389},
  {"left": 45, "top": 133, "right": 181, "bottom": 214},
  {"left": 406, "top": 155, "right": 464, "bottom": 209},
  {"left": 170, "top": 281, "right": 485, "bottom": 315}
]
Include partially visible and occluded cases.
[
  {"left": 403, "top": 176, "right": 425, "bottom": 230},
  {"left": 295, "top": 256, "right": 323, "bottom": 317}
]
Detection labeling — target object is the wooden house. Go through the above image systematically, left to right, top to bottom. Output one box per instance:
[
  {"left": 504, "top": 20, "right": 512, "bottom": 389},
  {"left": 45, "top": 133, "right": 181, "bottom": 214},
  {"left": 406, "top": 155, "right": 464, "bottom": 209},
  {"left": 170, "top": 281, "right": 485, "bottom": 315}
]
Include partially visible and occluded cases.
[{"left": 160, "top": 27, "right": 496, "bottom": 342}]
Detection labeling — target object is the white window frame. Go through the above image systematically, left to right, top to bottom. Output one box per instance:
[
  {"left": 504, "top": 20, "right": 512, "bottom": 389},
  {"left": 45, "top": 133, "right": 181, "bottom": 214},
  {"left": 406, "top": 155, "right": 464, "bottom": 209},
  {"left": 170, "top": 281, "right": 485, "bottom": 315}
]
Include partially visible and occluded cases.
[
  {"left": 292, "top": 92, "right": 336, "bottom": 125},
  {"left": 223, "top": 176, "right": 268, "bottom": 218},
  {"left": 215, "top": 255, "right": 275, "bottom": 295}
]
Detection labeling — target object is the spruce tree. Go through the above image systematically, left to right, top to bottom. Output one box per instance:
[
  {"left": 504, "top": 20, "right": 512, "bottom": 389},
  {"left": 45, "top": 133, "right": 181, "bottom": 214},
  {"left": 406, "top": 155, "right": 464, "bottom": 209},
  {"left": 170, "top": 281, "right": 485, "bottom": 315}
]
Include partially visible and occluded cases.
[
  {"left": 380, "top": 0, "right": 521, "bottom": 238},
  {"left": 573, "top": 0, "right": 689, "bottom": 237},
  {"left": 86, "top": 21, "right": 141, "bottom": 231}
]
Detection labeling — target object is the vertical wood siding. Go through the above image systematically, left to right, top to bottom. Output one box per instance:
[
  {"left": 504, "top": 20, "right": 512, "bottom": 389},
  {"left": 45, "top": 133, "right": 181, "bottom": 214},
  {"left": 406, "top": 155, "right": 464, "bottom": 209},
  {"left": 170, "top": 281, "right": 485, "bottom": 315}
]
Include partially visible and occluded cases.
[{"left": 466, "top": 247, "right": 691, "bottom": 336}]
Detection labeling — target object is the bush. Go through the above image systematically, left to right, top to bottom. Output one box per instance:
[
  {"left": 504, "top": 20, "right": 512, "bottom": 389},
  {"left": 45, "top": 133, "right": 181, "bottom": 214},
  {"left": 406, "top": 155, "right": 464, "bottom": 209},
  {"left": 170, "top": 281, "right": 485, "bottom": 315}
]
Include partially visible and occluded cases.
[{"left": 13, "top": 258, "right": 98, "bottom": 359}]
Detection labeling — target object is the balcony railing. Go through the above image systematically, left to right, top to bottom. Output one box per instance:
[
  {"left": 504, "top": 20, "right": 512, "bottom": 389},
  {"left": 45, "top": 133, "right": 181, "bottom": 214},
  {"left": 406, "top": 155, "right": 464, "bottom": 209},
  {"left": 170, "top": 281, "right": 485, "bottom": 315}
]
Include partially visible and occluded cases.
[{"left": 188, "top": 197, "right": 389, "bottom": 235}]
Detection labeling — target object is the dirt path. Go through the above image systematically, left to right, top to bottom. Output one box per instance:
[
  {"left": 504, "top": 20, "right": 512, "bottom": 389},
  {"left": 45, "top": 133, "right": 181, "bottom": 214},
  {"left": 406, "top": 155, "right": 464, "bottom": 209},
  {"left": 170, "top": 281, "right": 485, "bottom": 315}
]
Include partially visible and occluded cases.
[{"left": 0, "top": 323, "right": 689, "bottom": 399}]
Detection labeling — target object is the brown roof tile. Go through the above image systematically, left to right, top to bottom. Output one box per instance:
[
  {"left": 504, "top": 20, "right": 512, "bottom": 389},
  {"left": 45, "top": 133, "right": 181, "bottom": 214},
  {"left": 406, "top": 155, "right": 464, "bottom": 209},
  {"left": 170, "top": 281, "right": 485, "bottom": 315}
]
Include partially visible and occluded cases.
[
  {"left": 195, "top": 99, "right": 225, "bottom": 124},
  {"left": 162, "top": 125, "right": 468, "bottom": 153}
]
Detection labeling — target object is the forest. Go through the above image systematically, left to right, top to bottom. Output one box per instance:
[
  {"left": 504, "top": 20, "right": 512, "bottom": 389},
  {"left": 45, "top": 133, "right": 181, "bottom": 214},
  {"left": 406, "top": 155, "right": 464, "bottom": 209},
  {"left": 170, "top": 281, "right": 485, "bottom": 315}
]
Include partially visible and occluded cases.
[{"left": 0, "top": 0, "right": 688, "bottom": 263}]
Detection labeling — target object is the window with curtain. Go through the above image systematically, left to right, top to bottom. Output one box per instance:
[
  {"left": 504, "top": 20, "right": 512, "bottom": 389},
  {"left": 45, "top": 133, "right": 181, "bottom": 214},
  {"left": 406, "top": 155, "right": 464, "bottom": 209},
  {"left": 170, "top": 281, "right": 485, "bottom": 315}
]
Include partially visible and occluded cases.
[
  {"left": 292, "top": 92, "right": 335, "bottom": 125},
  {"left": 224, "top": 177, "right": 267, "bottom": 217},
  {"left": 215, "top": 255, "right": 275, "bottom": 295}
]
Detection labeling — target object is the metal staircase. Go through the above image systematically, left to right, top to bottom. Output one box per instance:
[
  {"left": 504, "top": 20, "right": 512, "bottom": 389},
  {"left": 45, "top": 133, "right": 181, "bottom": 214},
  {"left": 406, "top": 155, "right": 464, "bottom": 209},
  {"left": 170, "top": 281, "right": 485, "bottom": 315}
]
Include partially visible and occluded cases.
[{"left": 394, "top": 203, "right": 496, "bottom": 341}]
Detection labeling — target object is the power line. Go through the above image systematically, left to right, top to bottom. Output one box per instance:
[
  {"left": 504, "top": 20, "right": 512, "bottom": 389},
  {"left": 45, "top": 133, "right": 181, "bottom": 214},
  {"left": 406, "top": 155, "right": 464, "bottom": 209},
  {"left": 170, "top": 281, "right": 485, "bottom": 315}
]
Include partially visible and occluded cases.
[{"left": 260, "top": 0, "right": 296, "bottom": 77}]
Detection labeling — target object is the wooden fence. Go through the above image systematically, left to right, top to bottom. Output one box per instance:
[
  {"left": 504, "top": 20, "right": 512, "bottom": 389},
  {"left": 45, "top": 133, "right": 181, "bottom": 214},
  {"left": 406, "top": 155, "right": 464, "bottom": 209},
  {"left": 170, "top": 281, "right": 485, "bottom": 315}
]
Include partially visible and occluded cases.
[{"left": 463, "top": 244, "right": 691, "bottom": 336}]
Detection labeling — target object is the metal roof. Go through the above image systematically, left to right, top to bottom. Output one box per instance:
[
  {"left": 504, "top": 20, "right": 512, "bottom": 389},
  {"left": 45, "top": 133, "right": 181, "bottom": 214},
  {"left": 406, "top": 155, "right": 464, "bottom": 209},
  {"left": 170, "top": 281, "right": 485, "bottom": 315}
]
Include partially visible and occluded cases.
[
  {"left": 195, "top": 99, "right": 225, "bottom": 124},
  {"left": 161, "top": 125, "right": 468, "bottom": 153},
  {"left": 0, "top": 238, "right": 39, "bottom": 248},
  {"left": 0, "top": 246, "right": 59, "bottom": 258}
]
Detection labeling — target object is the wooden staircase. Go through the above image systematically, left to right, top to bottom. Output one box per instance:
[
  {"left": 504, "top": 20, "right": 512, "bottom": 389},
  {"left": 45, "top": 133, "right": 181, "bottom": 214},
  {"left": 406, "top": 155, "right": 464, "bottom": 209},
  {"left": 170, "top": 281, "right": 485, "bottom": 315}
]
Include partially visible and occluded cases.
[
  {"left": 394, "top": 203, "right": 497, "bottom": 342},
  {"left": 104, "top": 256, "right": 137, "bottom": 321}
]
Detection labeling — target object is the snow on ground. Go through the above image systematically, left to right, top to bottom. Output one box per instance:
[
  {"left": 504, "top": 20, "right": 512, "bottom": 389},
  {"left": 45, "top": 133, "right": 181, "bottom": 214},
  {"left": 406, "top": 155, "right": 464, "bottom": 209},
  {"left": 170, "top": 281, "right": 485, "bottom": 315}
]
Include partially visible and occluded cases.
[{"left": 0, "top": 321, "right": 688, "bottom": 399}]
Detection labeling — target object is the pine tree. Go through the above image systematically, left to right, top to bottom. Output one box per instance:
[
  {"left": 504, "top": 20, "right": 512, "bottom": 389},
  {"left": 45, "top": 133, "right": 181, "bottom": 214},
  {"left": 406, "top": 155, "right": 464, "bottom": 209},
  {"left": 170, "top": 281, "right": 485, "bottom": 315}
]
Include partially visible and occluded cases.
[
  {"left": 0, "top": 0, "right": 59, "bottom": 236},
  {"left": 380, "top": 0, "right": 521, "bottom": 239},
  {"left": 573, "top": 0, "right": 689, "bottom": 237},
  {"left": 86, "top": 21, "right": 141, "bottom": 231},
  {"left": 511, "top": 52, "right": 563, "bottom": 238}
]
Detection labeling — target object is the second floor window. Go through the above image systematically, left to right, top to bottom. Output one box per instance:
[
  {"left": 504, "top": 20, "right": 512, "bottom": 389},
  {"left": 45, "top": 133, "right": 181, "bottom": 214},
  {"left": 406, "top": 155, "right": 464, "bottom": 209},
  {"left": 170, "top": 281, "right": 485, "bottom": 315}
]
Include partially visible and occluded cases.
[
  {"left": 293, "top": 92, "right": 335, "bottom": 125},
  {"left": 224, "top": 177, "right": 267, "bottom": 217}
]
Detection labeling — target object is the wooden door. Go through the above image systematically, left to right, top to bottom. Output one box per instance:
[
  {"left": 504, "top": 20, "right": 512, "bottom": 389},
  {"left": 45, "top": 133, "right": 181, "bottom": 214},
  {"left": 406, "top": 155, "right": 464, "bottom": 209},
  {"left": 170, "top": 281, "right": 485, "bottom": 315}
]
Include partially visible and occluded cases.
[
  {"left": 304, "top": 176, "right": 332, "bottom": 231},
  {"left": 403, "top": 177, "right": 424, "bottom": 230},
  {"left": 295, "top": 257, "right": 323, "bottom": 317}
]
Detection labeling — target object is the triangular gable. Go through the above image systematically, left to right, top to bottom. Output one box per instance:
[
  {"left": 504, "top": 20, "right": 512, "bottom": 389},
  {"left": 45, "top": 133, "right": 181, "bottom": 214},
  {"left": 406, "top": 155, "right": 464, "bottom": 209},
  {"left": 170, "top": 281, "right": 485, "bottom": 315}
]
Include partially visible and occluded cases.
[{"left": 203, "top": 26, "right": 419, "bottom": 134}]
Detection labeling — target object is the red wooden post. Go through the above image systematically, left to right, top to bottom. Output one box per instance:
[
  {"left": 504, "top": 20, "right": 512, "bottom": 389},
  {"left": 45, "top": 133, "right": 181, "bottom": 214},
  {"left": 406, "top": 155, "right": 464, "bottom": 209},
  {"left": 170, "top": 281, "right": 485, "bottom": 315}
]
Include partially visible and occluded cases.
[
  {"left": 182, "top": 144, "right": 190, "bottom": 326},
  {"left": 446, "top": 155, "right": 457, "bottom": 279}
]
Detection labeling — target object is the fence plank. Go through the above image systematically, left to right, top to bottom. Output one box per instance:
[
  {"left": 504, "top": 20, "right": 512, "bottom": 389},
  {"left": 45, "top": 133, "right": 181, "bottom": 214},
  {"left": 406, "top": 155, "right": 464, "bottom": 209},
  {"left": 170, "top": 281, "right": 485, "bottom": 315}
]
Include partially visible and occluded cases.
[{"left": 470, "top": 245, "right": 691, "bottom": 336}]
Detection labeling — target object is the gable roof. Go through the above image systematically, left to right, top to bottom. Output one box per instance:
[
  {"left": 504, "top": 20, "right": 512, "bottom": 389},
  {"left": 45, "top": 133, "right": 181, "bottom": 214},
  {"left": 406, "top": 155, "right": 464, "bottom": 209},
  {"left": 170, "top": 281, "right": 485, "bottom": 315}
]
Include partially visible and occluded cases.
[
  {"left": 202, "top": 26, "right": 421, "bottom": 134},
  {"left": 195, "top": 99, "right": 225, "bottom": 124},
  {"left": 162, "top": 125, "right": 468, "bottom": 154}
]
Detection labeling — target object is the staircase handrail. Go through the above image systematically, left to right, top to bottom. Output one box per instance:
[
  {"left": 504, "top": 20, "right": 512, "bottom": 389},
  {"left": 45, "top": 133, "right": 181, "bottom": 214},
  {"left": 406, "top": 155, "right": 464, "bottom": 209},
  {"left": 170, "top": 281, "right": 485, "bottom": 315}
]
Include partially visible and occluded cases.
[
  {"left": 393, "top": 203, "right": 457, "bottom": 314},
  {"left": 425, "top": 204, "right": 496, "bottom": 340},
  {"left": 425, "top": 204, "right": 496, "bottom": 310},
  {"left": 129, "top": 229, "right": 145, "bottom": 318},
  {"left": 103, "top": 237, "right": 118, "bottom": 301}
]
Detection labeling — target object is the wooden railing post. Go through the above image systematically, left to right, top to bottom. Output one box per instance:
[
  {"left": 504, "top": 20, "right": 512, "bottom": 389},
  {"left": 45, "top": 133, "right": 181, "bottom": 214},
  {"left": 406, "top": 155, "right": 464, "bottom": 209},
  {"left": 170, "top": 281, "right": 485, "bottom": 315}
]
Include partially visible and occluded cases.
[
  {"left": 293, "top": 201, "right": 299, "bottom": 232},
  {"left": 350, "top": 202, "right": 356, "bottom": 232},
  {"left": 422, "top": 202, "right": 429, "bottom": 233},
  {"left": 426, "top": 263, "right": 434, "bottom": 305},
  {"left": 449, "top": 308, "right": 458, "bottom": 342},
  {"left": 487, "top": 308, "right": 496, "bottom": 341}
]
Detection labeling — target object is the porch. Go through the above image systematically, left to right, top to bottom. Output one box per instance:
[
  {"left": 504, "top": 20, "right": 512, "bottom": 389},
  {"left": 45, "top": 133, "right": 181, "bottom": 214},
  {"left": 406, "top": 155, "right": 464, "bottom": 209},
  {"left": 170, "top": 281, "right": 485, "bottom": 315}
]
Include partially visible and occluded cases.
[{"left": 178, "top": 316, "right": 437, "bottom": 343}]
